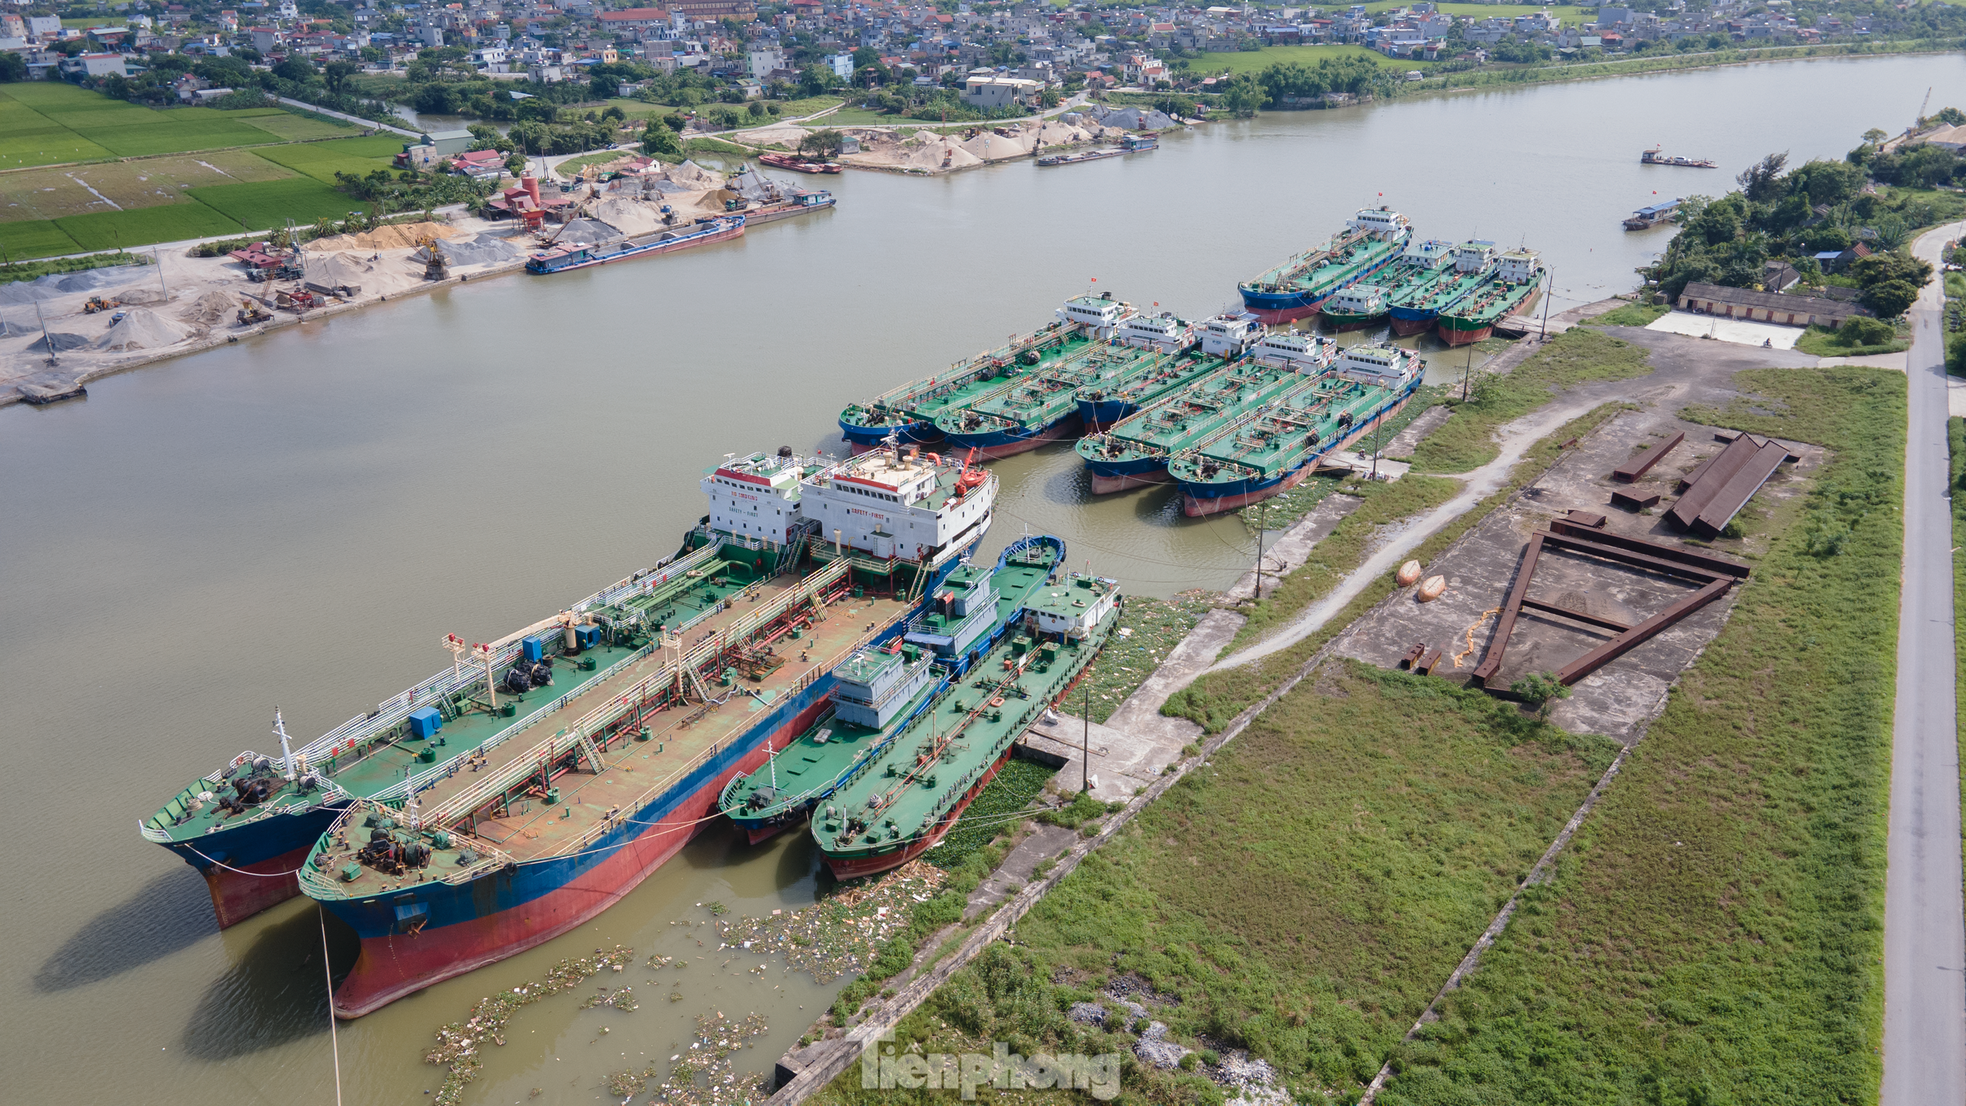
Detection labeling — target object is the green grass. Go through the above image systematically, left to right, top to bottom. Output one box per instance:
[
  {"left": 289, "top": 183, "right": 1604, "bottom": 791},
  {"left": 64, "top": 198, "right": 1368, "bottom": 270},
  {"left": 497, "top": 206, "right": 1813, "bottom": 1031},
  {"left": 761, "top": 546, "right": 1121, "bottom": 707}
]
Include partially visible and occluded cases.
[
  {"left": 1186, "top": 43, "right": 1440, "bottom": 77},
  {"left": 234, "top": 111, "right": 364, "bottom": 142},
  {"left": 250, "top": 134, "right": 405, "bottom": 182},
  {"left": 555, "top": 149, "right": 632, "bottom": 176},
  {"left": 189, "top": 177, "right": 365, "bottom": 229},
  {"left": 52, "top": 204, "right": 246, "bottom": 251},
  {"left": 0, "top": 220, "right": 83, "bottom": 261},
  {"left": 1586, "top": 301, "right": 1670, "bottom": 327},
  {"left": 1793, "top": 323, "right": 1910, "bottom": 358},
  {"left": 1409, "top": 328, "right": 1653, "bottom": 473},
  {"left": 1385, "top": 367, "right": 1905, "bottom": 1105},
  {"left": 1164, "top": 403, "right": 1630, "bottom": 734},
  {"left": 1073, "top": 592, "right": 1216, "bottom": 725},
  {"left": 818, "top": 662, "right": 1618, "bottom": 1104},
  {"left": 920, "top": 759, "right": 1057, "bottom": 870}
]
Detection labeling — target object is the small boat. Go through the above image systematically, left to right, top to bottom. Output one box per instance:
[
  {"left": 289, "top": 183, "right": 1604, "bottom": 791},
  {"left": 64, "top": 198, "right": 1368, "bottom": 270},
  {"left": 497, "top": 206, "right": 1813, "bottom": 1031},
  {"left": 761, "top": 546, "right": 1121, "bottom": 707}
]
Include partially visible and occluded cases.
[
  {"left": 1037, "top": 133, "right": 1157, "bottom": 167},
  {"left": 1640, "top": 147, "right": 1716, "bottom": 168},
  {"left": 757, "top": 152, "right": 843, "bottom": 174},
  {"left": 1623, "top": 198, "right": 1682, "bottom": 231},
  {"left": 525, "top": 215, "right": 743, "bottom": 274}
]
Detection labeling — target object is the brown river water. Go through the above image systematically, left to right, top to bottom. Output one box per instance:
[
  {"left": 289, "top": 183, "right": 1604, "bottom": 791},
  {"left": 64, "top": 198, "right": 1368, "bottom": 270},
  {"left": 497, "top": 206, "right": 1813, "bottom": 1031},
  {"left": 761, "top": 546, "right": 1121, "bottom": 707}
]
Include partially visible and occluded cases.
[{"left": 0, "top": 54, "right": 1956, "bottom": 1106}]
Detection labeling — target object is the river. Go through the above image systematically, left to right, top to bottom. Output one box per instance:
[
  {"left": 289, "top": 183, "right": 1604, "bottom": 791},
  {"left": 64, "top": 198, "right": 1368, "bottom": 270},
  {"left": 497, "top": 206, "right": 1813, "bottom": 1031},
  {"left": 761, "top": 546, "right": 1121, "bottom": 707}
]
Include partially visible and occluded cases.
[{"left": 0, "top": 53, "right": 1957, "bottom": 1106}]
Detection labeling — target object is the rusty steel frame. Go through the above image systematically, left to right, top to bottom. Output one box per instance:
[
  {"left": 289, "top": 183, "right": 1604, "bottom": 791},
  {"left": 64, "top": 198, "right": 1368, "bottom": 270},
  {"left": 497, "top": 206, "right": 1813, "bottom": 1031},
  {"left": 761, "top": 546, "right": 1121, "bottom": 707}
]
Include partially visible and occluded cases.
[
  {"left": 1612, "top": 430, "right": 1684, "bottom": 482},
  {"left": 1470, "top": 524, "right": 1750, "bottom": 687}
]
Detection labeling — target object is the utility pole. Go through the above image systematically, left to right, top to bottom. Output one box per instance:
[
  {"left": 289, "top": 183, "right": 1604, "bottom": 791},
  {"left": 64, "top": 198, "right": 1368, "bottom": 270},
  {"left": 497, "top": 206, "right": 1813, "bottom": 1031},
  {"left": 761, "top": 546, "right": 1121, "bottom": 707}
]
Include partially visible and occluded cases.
[
  {"left": 153, "top": 245, "right": 168, "bottom": 300},
  {"left": 1540, "top": 268, "right": 1554, "bottom": 341},
  {"left": 34, "top": 299, "right": 56, "bottom": 366},
  {"left": 1462, "top": 344, "right": 1473, "bottom": 401},
  {"left": 1371, "top": 411, "right": 1388, "bottom": 483},
  {"left": 1254, "top": 498, "right": 1267, "bottom": 601},
  {"left": 1081, "top": 679, "right": 1090, "bottom": 794}
]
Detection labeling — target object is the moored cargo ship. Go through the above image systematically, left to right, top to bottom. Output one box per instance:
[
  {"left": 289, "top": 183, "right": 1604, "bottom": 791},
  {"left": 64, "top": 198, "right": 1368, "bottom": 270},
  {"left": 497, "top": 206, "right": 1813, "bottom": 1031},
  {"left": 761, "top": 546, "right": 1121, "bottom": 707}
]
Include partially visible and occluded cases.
[
  {"left": 1236, "top": 207, "right": 1411, "bottom": 325},
  {"left": 525, "top": 215, "right": 742, "bottom": 273},
  {"left": 1325, "top": 238, "right": 1452, "bottom": 331},
  {"left": 1386, "top": 240, "right": 1494, "bottom": 337},
  {"left": 1438, "top": 248, "right": 1543, "bottom": 346},
  {"left": 837, "top": 295, "right": 1137, "bottom": 450},
  {"left": 935, "top": 304, "right": 1181, "bottom": 459},
  {"left": 1076, "top": 312, "right": 1209, "bottom": 429},
  {"left": 1076, "top": 334, "right": 1337, "bottom": 493},
  {"left": 1169, "top": 345, "right": 1424, "bottom": 516},
  {"left": 294, "top": 445, "right": 996, "bottom": 1016},
  {"left": 717, "top": 534, "right": 1064, "bottom": 844},
  {"left": 813, "top": 573, "right": 1120, "bottom": 879}
]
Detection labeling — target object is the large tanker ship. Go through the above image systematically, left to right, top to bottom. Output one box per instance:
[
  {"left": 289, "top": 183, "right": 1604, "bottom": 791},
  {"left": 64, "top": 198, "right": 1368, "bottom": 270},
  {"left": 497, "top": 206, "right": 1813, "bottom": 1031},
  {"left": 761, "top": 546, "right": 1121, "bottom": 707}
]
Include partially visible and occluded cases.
[
  {"left": 1236, "top": 207, "right": 1411, "bottom": 325},
  {"left": 1386, "top": 240, "right": 1494, "bottom": 337},
  {"left": 1438, "top": 248, "right": 1544, "bottom": 346},
  {"left": 1169, "top": 345, "right": 1424, "bottom": 516},
  {"left": 271, "top": 446, "right": 994, "bottom": 1016}
]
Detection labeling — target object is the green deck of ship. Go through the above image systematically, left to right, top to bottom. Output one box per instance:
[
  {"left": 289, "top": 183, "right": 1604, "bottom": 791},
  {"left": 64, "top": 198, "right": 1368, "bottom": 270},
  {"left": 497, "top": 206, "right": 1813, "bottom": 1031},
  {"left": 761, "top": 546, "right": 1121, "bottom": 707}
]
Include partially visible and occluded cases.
[
  {"left": 1245, "top": 232, "right": 1397, "bottom": 297},
  {"left": 1376, "top": 255, "right": 1455, "bottom": 302},
  {"left": 1400, "top": 267, "right": 1489, "bottom": 314},
  {"left": 1444, "top": 273, "right": 1541, "bottom": 326},
  {"left": 841, "top": 327, "right": 1085, "bottom": 432},
  {"left": 938, "top": 340, "right": 1165, "bottom": 435},
  {"left": 1077, "top": 347, "right": 1219, "bottom": 410},
  {"left": 1079, "top": 362, "right": 1311, "bottom": 463},
  {"left": 1173, "top": 378, "right": 1397, "bottom": 484},
  {"left": 720, "top": 543, "right": 1063, "bottom": 824},
  {"left": 154, "top": 554, "right": 774, "bottom": 843},
  {"left": 817, "top": 582, "right": 1118, "bottom": 862},
  {"left": 308, "top": 585, "right": 917, "bottom": 897}
]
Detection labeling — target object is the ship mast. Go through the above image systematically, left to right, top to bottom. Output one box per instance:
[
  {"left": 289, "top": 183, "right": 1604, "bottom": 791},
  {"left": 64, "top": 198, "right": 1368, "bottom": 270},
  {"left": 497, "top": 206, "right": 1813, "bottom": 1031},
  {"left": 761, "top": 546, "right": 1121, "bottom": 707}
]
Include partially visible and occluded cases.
[{"left": 274, "top": 708, "right": 296, "bottom": 782}]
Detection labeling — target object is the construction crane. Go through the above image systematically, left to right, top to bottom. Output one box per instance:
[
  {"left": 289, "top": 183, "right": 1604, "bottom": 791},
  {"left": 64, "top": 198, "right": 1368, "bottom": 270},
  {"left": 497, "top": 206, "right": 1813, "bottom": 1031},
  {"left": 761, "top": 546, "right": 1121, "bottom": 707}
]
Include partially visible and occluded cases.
[{"left": 1915, "top": 86, "right": 1932, "bottom": 134}]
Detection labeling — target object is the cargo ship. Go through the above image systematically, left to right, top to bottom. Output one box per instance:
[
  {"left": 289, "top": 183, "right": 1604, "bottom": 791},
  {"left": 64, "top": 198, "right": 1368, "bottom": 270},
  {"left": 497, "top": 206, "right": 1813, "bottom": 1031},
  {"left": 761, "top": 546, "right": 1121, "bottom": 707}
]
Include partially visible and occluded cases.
[
  {"left": 1036, "top": 132, "right": 1158, "bottom": 166},
  {"left": 1640, "top": 147, "right": 1716, "bottom": 168},
  {"left": 757, "top": 152, "right": 843, "bottom": 174},
  {"left": 1622, "top": 198, "right": 1680, "bottom": 231},
  {"left": 1236, "top": 207, "right": 1411, "bottom": 325},
  {"left": 525, "top": 214, "right": 743, "bottom": 274},
  {"left": 1323, "top": 238, "right": 1453, "bottom": 331},
  {"left": 1386, "top": 240, "right": 1494, "bottom": 337},
  {"left": 1438, "top": 248, "right": 1543, "bottom": 346},
  {"left": 837, "top": 294, "right": 1137, "bottom": 450},
  {"left": 935, "top": 305, "right": 1181, "bottom": 459},
  {"left": 1076, "top": 312, "right": 1208, "bottom": 429},
  {"left": 1076, "top": 333, "right": 1338, "bottom": 494},
  {"left": 1168, "top": 345, "right": 1424, "bottom": 516},
  {"left": 297, "top": 444, "right": 996, "bottom": 1016},
  {"left": 140, "top": 489, "right": 819, "bottom": 927},
  {"left": 717, "top": 534, "right": 1065, "bottom": 844},
  {"left": 813, "top": 573, "right": 1120, "bottom": 879}
]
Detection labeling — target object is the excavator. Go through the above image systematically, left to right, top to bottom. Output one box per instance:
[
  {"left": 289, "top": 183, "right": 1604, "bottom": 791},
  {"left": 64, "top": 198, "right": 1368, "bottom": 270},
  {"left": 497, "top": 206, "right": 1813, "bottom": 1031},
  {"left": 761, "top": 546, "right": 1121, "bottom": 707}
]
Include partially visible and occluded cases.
[
  {"left": 416, "top": 233, "right": 448, "bottom": 281},
  {"left": 236, "top": 298, "right": 271, "bottom": 326}
]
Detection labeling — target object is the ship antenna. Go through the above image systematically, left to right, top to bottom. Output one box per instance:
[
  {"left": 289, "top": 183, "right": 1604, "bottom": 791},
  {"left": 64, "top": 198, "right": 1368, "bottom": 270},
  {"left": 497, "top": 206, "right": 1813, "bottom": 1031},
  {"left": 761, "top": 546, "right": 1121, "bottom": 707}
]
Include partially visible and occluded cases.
[{"left": 274, "top": 708, "right": 296, "bottom": 782}]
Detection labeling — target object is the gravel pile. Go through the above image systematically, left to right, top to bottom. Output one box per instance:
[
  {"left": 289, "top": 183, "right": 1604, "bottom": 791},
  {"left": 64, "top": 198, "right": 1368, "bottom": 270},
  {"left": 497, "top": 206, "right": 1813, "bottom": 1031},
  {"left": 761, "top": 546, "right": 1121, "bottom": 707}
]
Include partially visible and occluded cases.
[
  {"left": 0, "top": 263, "right": 155, "bottom": 304},
  {"left": 90, "top": 308, "right": 190, "bottom": 351},
  {"left": 1066, "top": 1001, "right": 1108, "bottom": 1027},
  {"left": 1133, "top": 1022, "right": 1192, "bottom": 1070}
]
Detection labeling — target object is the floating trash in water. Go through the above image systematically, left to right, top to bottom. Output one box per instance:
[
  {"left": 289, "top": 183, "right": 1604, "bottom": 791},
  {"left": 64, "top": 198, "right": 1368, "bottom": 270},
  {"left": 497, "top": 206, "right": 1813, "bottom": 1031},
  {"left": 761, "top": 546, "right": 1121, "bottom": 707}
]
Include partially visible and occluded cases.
[
  {"left": 712, "top": 861, "right": 946, "bottom": 984},
  {"left": 423, "top": 945, "right": 635, "bottom": 1106},
  {"left": 581, "top": 985, "right": 639, "bottom": 1012},
  {"left": 605, "top": 1011, "right": 771, "bottom": 1104}
]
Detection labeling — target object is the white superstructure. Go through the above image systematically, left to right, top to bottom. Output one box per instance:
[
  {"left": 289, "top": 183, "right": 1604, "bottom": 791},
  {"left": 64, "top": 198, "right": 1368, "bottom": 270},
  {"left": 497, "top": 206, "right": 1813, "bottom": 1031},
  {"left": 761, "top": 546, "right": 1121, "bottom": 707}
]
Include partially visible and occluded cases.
[
  {"left": 1347, "top": 206, "right": 1411, "bottom": 240},
  {"left": 1402, "top": 238, "right": 1454, "bottom": 264},
  {"left": 1453, "top": 240, "right": 1497, "bottom": 273},
  {"left": 1496, "top": 248, "right": 1542, "bottom": 284},
  {"left": 1325, "top": 285, "right": 1386, "bottom": 317},
  {"left": 1054, "top": 292, "right": 1136, "bottom": 339},
  {"left": 1118, "top": 311, "right": 1196, "bottom": 353},
  {"left": 1200, "top": 312, "right": 1263, "bottom": 358},
  {"left": 1251, "top": 331, "right": 1337, "bottom": 372},
  {"left": 1335, "top": 345, "right": 1421, "bottom": 389},
  {"left": 702, "top": 448, "right": 807, "bottom": 545},
  {"left": 799, "top": 448, "right": 996, "bottom": 563}
]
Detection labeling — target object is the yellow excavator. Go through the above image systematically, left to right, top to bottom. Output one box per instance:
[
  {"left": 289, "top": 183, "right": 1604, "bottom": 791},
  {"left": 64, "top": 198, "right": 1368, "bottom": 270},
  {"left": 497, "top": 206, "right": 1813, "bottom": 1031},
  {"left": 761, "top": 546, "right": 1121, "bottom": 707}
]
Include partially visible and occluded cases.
[
  {"left": 417, "top": 234, "right": 448, "bottom": 281},
  {"left": 236, "top": 298, "right": 270, "bottom": 326}
]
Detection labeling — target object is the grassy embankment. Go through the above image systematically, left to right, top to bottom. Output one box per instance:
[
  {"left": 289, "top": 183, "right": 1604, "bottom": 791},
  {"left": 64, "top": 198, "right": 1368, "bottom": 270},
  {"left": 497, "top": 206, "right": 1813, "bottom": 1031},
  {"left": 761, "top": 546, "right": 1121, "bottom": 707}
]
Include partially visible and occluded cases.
[
  {"left": 0, "top": 83, "right": 402, "bottom": 261},
  {"left": 1587, "top": 301, "right": 1670, "bottom": 327},
  {"left": 1793, "top": 324, "right": 1910, "bottom": 357},
  {"left": 1165, "top": 326, "right": 1649, "bottom": 725},
  {"left": 1383, "top": 367, "right": 1905, "bottom": 1105},
  {"left": 1953, "top": 417, "right": 1966, "bottom": 848},
  {"left": 812, "top": 663, "right": 1620, "bottom": 1105}
]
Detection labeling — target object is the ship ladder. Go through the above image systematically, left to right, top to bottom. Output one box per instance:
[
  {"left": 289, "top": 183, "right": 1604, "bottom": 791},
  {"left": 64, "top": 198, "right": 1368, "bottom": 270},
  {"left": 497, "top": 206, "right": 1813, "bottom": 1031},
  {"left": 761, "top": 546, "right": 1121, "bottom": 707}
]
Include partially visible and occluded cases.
[{"left": 575, "top": 728, "right": 605, "bottom": 773}]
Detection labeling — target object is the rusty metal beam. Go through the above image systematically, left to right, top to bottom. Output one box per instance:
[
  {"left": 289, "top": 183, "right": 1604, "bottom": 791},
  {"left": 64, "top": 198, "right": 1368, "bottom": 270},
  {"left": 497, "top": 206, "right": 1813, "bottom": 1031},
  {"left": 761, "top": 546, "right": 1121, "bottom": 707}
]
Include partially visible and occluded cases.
[
  {"left": 1612, "top": 430, "right": 1684, "bottom": 483},
  {"left": 1669, "top": 434, "right": 1761, "bottom": 529},
  {"left": 1690, "top": 439, "right": 1786, "bottom": 539},
  {"left": 1546, "top": 519, "right": 1752, "bottom": 579},
  {"left": 1541, "top": 531, "right": 1732, "bottom": 584},
  {"left": 1470, "top": 533, "right": 1545, "bottom": 682},
  {"left": 1554, "top": 577, "right": 1733, "bottom": 685},
  {"left": 1519, "top": 597, "right": 1632, "bottom": 633}
]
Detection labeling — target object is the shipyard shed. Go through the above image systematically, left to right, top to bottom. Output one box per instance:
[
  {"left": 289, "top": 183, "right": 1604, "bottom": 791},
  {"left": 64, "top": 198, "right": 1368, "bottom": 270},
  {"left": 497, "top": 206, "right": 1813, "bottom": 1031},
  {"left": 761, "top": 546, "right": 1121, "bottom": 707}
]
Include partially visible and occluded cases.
[{"left": 1675, "top": 282, "right": 1864, "bottom": 329}]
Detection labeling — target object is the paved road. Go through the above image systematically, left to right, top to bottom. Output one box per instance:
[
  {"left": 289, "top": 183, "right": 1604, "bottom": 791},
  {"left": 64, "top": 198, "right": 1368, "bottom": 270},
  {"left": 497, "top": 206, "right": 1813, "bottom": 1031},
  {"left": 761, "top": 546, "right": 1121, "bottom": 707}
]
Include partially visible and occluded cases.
[
  {"left": 274, "top": 97, "right": 419, "bottom": 138},
  {"left": 1881, "top": 222, "right": 1966, "bottom": 1106}
]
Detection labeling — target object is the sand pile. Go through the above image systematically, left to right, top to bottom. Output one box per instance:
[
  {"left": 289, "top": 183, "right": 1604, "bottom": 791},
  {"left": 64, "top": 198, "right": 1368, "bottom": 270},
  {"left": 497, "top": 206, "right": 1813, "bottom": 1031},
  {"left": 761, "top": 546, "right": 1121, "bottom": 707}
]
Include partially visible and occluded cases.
[
  {"left": 1088, "top": 106, "right": 1175, "bottom": 131},
  {"left": 739, "top": 124, "right": 811, "bottom": 148},
  {"left": 959, "top": 130, "right": 1033, "bottom": 161},
  {"left": 896, "top": 137, "right": 982, "bottom": 171},
  {"left": 668, "top": 160, "right": 722, "bottom": 187},
  {"left": 592, "top": 198, "right": 663, "bottom": 237},
  {"left": 304, "top": 221, "right": 460, "bottom": 253},
  {"left": 425, "top": 234, "right": 523, "bottom": 267},
  {"left": 302, "top": 251, "right": 422, "bottom": 297},
  {"left": 115, "top": 286, "right": 168, "bottom": 306},
  {"left": 180, "top": 289, "right": 240, "bottom": 324},
  {"left": 90, "top": 308, "right": 190, "bottom": 352}
]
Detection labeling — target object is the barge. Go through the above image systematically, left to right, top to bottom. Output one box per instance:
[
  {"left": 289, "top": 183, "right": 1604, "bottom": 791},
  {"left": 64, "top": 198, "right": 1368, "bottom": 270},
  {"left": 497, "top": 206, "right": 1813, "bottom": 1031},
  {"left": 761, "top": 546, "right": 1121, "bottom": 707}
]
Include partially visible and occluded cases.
[
  {"left": 1036, "top": 133, "right": 1158, "bottom": 166},
  {"left": 525, "top": 215, "right": 743, "bottom": 274}
]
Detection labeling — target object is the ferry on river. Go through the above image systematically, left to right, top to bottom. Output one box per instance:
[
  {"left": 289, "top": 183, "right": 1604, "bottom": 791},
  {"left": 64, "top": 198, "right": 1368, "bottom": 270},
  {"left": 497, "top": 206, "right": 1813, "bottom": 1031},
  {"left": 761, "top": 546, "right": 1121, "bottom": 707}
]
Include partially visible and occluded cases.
[
  {"left": 1640, "top": 147, "right": 1716, "bottom": 168},
  {"left": 525, "top": 215, "right": 743, "bottom": 274}
]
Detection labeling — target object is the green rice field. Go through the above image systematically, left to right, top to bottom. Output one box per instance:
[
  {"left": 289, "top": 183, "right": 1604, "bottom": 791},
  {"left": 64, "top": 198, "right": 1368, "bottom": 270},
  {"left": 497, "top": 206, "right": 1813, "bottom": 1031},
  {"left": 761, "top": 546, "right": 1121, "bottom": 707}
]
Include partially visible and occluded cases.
[{"left": 0, "top": 86, "right": 415, "bottom": 258}]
